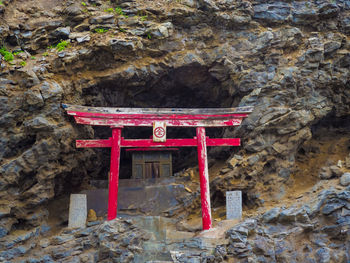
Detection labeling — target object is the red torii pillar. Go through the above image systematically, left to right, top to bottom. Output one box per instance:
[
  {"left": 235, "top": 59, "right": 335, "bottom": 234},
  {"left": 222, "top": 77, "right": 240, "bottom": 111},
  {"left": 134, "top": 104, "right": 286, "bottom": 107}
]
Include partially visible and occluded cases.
[
  {"left": 63, "top": 104, "right": 253, "bottom": 230},
  {"left": 107, "top": 127, "right": 122, "bottom": 220},
  {"left": 196, "top": 127, "right": 212, "bottom": 229}
]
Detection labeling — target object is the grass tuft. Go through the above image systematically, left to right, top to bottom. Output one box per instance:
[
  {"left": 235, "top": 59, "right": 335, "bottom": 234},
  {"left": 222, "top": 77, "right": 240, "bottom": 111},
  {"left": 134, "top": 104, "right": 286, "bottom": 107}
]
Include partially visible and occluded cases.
[{"left": 0, "top": 47, "right": 14, "bottom": 62}]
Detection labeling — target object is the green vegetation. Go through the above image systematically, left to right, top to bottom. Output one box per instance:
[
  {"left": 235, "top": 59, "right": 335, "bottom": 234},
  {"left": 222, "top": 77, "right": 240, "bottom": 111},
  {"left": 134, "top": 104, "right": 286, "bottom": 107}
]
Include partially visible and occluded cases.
[
  {"left": 0, "top": 1, "right": 3, "bottom": 6},
  {"left": 81, "top": 2, "right": 87, "bottom": 6},
  {"left": 103, "top": 5, "right": 129, "bottom": 17},
  {"left": 115, "top": 7, "right": 128, "bottom": 18},
  {"left": 104, "top": 8, "right": 114, "bottom": 13},
  {"left": 136, "top": 11, "right": 148, "bottom": 22},
  {"left": 140, "top": 15, "right": 147, "bottom": 21},
  {"left": 95, "top": 28, "right": 109, "bottom": 33},
  {"left": 119, "top": 28, "right": 126, "bottom": 33},
  {"left": 147, "top": 33, "right": 152, "bottom": 39},
  {"left": 46, "top": 40, "right": 70, "bottom": 53},
  {"left": 56, "top": 40, "right": 70, "bottom": 52},
  {"left": 0, "top": 47, "right": 14, "bottom": 62},
  {"left": 13, "top": 50, "right": 24, "bottom": 56},
  {"left": 42, "top": 52, "right": 49, "bottom": 56},
  {"left": 31, "top": 56, "right": 36, "bottom": 60},
  {"left": 20, "top": 61, "right": 26, "bottom": 67}
]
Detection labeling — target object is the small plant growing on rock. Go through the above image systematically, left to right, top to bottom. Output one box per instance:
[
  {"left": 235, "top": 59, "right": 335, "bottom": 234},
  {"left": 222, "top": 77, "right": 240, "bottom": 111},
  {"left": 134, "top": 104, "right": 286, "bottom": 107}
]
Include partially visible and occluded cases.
[
  {"left": 0, "top": 1, "right": 3, "bottom": 6},
  {"left": 81, "top": 2, "right": 87, "bottom": 6},
  {"left": 115, "top": 7, "right": 128, "bottom": 18},
  {"left": 104, "top": 8, "right": 114, "bottom": 13},
  {"left": 136, "top": 11, "right": 148, "bottom": 22},
  {"left": 140, "top": 15, "right": 148, "bottom": 21},
  {"left": 119, "top": 27, "right": 126, "bottom": 33},
  {"left": 95, "top": 28, "right": 109, "bottom": 33},
  {"left": 147, "top": 33, "right": 152, "bottom": 39},
  {"left": 56, "top": 40, "right": 69, "bottom": 52},
  {"left": 0, "top": 47, "right": 14, "bottom": 62},
  {"left": 13, "top": 50, "right": 24, "bottom": 56},
  {"left": 42, "top": 52, "right": 49, "bottom": 56},
  {"left": 31, "top": 56, "right": 36, "bottom": 60},
  {"left": 20, "top": 61, "right": 26, "bottom": 67}
]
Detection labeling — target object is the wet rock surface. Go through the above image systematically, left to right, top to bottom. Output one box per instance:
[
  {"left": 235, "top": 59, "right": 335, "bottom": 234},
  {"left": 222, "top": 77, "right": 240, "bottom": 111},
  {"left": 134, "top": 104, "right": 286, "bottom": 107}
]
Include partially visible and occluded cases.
[
  {"left": 0, "top": 0, "right": 349, "bottom": 261},
  {"left": 13, "top": 186, "right": 346, "bottom": 262},
  {"left": 215, "top": 187, "right": 350, "bottom": 262},
  {"left": 0, "top": 219, "right": 150, "bottom": 262}
]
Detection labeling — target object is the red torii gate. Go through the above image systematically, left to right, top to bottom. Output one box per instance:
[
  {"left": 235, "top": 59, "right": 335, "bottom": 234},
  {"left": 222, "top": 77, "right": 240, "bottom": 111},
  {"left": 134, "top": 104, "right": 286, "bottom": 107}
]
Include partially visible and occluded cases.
[{"left": 63, "top": 104, "right": 253, "bottom": 230}]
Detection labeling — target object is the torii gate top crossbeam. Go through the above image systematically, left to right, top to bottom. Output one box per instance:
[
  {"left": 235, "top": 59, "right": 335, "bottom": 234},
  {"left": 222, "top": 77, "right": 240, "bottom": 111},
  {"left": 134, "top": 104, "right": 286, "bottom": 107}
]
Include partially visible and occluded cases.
[{"left": 62, "top": 104, "right": 254, "bottom": 127}]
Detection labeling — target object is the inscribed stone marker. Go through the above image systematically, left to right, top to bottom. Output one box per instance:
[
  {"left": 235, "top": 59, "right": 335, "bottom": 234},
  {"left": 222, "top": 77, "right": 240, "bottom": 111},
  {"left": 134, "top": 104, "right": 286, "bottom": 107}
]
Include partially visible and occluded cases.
[
  {"left": 346, "top": 155, "right": 350, "bottom": 169},
  {"left": 226, "top": 191, "right": 242, "bottom": 220},
  {"left": 68, "top": 194, "right": 87, "bottom": 228}
]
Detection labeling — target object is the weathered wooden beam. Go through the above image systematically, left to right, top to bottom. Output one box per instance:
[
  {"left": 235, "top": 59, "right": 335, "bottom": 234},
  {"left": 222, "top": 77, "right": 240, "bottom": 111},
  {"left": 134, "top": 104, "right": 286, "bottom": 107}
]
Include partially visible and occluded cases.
[
  {"left": 62, "top": 104, "right": 254, "bottom": 115},
  {"left": 67, "top": 110, "right": 249, "bottom": 119},
  {"left": 74, "top": 116, "right": 243, "bottom": 127},
  {"left": 197, "top": 127, "right": 212, "bottom": 230},
  {"left": 107, "top": 128, "right": 121, "bottom": 221},
  {"left": 76, "top": 138, "right": 241, "bottom": 148},
  {"left": 76, "top": 139, "right": 112, "bottom": 148},
  {"left": 125, "top": 148, "right": 179, "bottom": 152}
]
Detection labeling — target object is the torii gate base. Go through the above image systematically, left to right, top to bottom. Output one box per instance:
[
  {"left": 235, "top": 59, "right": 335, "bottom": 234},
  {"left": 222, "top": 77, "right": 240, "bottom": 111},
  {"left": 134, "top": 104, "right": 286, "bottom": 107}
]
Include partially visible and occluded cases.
[
  {"left": 63, "top": 104, "right": 253, "bottom": 230},
  {"left": 106, "top": 127, "right": 213, "bottom": 228}
]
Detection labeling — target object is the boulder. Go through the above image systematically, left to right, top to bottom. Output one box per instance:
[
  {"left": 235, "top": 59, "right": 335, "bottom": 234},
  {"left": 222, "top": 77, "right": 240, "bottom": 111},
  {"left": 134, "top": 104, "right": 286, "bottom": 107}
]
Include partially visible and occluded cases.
[
  {"left": 253, "top": 2, "right": 291, "bottom": 24},
  {"left": 89, "top": 15, "right": 115, "bottom": 24},
  {"left": 51, "top": 27, "right": 71, "bottom": 39},
  {"left": 340, "top": 173, "right": 350, "bottom": 186},
  {"left": 262, "top": 208, "right": 280, "bottom": 223}
]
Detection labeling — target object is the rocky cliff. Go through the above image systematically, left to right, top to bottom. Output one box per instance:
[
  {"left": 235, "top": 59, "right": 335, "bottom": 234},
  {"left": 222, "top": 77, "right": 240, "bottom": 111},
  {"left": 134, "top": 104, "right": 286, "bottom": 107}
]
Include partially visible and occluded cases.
[{"left": 0, "top": 0, "right": 349, "bottom": 262}]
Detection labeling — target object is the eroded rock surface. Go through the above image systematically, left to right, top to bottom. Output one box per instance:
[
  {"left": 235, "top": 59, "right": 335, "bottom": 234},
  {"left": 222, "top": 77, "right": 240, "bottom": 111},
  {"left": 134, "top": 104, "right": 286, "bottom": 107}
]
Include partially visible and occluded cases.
[{"left": 0, "top": 0, "right": 350, "bottom": 261}]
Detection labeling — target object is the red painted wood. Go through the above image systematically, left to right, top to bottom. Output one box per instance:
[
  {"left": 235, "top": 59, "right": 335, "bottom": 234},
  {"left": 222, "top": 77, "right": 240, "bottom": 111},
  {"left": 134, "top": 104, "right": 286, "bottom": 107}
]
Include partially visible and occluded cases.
[
  {"left": 63, "top": 104, "right": 254, "bottom": 115},
  {"left": 67, "top": 110, "right": 249, "bottom": 120},
  {"left": 74, "top": 116, "right": 242, "bottom": 127},
  {"left": 196, "top": 127, "right": 212, "bottom": 230},
  {"left": 107, "top": 128, "right": 122, "bottom": 221},
  {"left": 76, "top": 138, "right": 240, "bottom": 148},
  {"left": 76, "top": 138, "right": 112, "bottom": 148},
  {"left": 121, "top": 138, "right": 197, "bottom": 147},
  {"left": 207, "top": 138, "right": 241, "bottom": 147},
  {"left": 125, "top": 148, "right": 179, "bottom": 152}
]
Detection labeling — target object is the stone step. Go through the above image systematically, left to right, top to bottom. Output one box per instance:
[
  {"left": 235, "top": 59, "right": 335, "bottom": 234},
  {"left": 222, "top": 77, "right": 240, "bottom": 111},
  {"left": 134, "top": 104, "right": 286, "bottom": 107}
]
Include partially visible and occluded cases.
[
  {"left": 125, "top": 216, "right": 236, "bottom": 262},
  {"left": 134, "top": 251, "right": 173, "bottom": 262}
]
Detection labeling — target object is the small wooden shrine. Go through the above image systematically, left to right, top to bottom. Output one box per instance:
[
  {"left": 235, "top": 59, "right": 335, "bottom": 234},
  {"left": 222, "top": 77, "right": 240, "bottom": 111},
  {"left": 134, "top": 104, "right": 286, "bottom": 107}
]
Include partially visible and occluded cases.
[{"left": 126, "top": 148, "right": 177, "bottom": 179}]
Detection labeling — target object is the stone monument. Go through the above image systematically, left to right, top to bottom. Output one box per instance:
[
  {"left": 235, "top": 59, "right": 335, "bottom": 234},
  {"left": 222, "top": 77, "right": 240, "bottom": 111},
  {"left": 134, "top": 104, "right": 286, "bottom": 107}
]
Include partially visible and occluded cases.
[
  {"left": 226, "top": 191, "right": 242, "bottom": 220},
  {"left": 68, "top": 194, "right": 87, "bottom": 228}
]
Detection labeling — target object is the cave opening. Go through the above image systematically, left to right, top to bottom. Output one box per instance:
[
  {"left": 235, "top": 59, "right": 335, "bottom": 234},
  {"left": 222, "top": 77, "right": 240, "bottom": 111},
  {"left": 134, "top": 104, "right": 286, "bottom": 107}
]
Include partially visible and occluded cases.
[
  {"left": 79, "top": 65, "right": 237, "bottom": 182},
  {"left": 296, "top": 111, "right": 350, "bottom": 180}
]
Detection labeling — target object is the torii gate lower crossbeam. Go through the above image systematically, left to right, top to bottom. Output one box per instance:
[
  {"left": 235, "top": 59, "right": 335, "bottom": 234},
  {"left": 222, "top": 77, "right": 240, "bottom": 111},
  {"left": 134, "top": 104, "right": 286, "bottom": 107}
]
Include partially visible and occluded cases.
[{"left": 63, "top": 104, "right": 253, "bottom": 230}]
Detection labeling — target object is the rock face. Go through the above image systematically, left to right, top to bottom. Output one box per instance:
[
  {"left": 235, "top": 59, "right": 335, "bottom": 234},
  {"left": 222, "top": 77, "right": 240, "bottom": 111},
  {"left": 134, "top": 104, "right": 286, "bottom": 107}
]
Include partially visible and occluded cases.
[
  {"left": 0, "top": 0, "right": 349, "bottom": 260},
  {"left": 340, "top": 173, "right": 350, "bottom": 186},
  {"left": 2, "top": 186, "right": 347, "bottom": 262},
  {"left": 220, "top": 187, "right": 350, "bottom": 262},
  {"left": 0, "top": 219, "right": 150, "bottom": 262}
]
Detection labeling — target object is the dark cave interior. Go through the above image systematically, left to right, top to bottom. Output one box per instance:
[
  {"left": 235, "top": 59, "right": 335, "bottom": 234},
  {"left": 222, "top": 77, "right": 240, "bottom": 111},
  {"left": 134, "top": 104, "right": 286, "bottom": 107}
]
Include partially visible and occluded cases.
[{"left": 79, "top": 65, "right": 238, "bottom": 181}]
